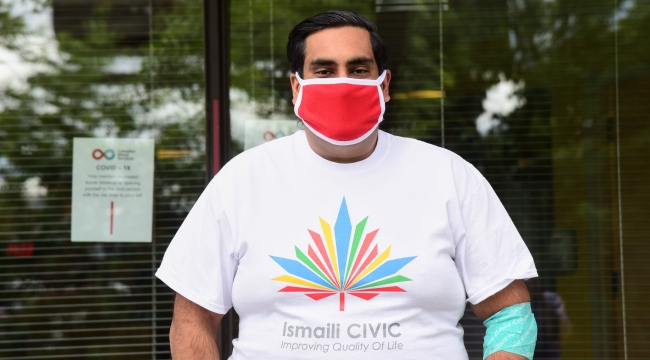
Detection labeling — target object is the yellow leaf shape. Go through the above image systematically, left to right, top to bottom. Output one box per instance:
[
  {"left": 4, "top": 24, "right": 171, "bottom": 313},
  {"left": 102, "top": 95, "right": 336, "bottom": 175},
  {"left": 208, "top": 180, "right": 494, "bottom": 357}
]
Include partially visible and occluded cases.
[
  {"left": 319, "top": 217, "right": 340, "bottom": 281},
  {"left": 348, "top": 246, "right": 391, "bottom": 288},
  {"left": 271, "top": 275, "right": 333, "bottom": 291}
]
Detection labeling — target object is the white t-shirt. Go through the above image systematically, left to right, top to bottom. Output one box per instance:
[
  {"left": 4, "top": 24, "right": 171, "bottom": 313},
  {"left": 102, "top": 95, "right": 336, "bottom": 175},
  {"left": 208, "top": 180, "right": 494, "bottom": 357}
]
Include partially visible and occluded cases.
[{"left": 156, "top": 130, "right": 537, "bottom": 359}]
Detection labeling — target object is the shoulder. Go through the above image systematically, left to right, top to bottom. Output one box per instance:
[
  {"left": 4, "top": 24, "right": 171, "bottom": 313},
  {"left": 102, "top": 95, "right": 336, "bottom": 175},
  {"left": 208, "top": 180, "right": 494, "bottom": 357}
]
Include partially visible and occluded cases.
[
  {"left": 232, "top": 131, "right": 298, "bottom": 165},
  {"left": 384, "top": 131, "right": 484, "bottom": 201},
  {"left": 211, "top": 132, "right": 299, "bottom": 186},
  {"left": 386, "top": 132, "right": 479, "bottom": 171}
]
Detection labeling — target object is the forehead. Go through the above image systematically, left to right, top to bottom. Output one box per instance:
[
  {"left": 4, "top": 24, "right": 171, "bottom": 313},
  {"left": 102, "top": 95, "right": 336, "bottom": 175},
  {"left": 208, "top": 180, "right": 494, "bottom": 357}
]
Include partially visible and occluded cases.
[{"left": 304, "top": 26, "right": 374, "bottom": 61}]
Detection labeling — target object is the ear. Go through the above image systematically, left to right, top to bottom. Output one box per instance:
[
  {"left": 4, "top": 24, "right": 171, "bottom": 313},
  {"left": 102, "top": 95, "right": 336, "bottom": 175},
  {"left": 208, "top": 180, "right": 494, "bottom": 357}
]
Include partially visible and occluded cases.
[
  {"left": 380, "top": 69, "right": 391, "bottom": 102},
  {"left": 290, "top": 73, "right": 300, "bottom": 105}
]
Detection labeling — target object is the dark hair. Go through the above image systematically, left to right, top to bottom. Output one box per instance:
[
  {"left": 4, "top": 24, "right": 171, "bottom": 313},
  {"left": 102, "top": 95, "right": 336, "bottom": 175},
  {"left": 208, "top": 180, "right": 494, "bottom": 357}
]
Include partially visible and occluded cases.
[{"left": 287, "top": 10, "right": 389, "bottom": 77}]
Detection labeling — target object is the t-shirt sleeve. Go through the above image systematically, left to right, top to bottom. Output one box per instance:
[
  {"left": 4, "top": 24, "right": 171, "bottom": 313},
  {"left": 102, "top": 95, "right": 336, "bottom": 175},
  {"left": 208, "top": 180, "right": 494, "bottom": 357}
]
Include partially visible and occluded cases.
[
  {"left": 452, "top": 162, "right": 538, "bottom": 305},
  {"left": 155, "top": 179, "right": 237, "bottom": 314}
]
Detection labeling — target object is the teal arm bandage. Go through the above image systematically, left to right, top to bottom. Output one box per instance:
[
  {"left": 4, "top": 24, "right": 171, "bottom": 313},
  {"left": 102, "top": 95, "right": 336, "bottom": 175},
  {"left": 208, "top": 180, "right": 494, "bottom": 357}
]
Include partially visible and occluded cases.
[{"left": 483, "top": 302, "right": 537, "bottom": 360}]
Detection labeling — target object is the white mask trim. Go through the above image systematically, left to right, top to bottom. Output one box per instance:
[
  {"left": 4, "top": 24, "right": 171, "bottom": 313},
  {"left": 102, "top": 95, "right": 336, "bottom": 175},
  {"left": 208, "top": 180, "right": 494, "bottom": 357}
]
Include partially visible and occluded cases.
[
  {"left": 296, "top": 70, "right": 387, "bottom": 86},
  {"left": 294, "top": 71, "right": 387, "bottom": 146},
  {"left": 302, "top": 121, "right": 380, "bottom": 146}
]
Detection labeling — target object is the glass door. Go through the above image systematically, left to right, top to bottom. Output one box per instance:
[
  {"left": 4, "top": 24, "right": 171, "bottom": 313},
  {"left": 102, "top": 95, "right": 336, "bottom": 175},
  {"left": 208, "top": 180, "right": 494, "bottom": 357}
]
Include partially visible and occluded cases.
[{"left": 227, "top": 0, "right": 650, "bottom": 358}]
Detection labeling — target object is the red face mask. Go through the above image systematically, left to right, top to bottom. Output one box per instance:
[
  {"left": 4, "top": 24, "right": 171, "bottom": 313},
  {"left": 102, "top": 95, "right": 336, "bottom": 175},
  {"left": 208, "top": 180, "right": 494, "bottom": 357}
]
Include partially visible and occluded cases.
[{"left": 294, "top": 71, "right": 387, "bottom": 146}]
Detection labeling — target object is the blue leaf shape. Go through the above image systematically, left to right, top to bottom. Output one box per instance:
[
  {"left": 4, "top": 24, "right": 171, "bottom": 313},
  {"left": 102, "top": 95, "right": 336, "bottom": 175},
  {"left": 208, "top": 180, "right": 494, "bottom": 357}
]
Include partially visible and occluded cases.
[
  {"left": 334, "top": 197, "right": 352, "bottom": 284},
  {"left": 270, "top": 256, "right": 338, "bottom": 290},
  {"left": 350, "top": 256, "right": 417, "bottom": 289}
]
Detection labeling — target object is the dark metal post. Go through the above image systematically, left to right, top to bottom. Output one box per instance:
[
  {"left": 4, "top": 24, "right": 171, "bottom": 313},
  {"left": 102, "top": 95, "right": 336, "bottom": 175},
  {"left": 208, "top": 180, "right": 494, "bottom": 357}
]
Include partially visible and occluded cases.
[
  {"left": 204, "top": 0, "right": 233, "bottom": 358},
  {"left": 205, "top": 0, "right": 231, "bottom": 180}
]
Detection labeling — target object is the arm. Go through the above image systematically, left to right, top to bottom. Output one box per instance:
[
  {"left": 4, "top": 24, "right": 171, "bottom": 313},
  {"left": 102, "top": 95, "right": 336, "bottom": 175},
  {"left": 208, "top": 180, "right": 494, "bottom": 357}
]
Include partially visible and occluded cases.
[
  {"left": 470, "top": 280, "right": 531, "bottom": 360},
  {"left": 170, "top": 293, "right": 224, "bottom": 359}
]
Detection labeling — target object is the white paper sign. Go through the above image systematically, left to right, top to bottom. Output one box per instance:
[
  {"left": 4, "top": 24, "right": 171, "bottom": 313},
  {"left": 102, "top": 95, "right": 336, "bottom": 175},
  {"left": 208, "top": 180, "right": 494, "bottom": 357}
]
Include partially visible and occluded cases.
[
  {"left": 244, "top": 119, "right": 301, "bottom": 150},
  {"left": 71, "top": 138, "right": 154, "bottom": 243}
]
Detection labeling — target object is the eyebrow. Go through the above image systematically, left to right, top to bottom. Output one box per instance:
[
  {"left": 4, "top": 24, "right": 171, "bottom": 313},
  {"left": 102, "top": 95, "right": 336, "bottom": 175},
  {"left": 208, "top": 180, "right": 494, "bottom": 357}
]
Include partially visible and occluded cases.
[
  {"left": 309, "top": 56, "right": 375, "bottom": 67},
  {"left": 346, "top": 56, "right": 374, "bottom": 66},
  {"left": 309, "top": 58, "right": 337, "bottom": 67}
]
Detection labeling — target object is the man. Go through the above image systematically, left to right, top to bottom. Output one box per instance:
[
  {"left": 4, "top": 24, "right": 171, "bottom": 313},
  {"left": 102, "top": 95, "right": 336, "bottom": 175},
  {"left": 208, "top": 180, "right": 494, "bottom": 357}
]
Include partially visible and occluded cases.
[{"left": 157, "top": 10, "right": 537, "bottom": 359}]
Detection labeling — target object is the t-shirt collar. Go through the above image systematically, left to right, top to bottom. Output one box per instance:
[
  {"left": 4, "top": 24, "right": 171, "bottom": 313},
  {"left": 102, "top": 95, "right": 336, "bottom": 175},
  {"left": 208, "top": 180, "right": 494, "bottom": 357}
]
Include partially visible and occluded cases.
[{"left": 295, "top": 129, "right": 390, "bottom": 175}]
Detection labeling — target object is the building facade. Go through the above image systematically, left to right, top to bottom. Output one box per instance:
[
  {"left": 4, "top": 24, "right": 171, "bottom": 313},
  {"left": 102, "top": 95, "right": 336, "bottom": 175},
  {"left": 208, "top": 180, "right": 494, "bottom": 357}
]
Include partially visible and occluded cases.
[{"left": 0, "top": 0, "right": 648, "bottom": 359}]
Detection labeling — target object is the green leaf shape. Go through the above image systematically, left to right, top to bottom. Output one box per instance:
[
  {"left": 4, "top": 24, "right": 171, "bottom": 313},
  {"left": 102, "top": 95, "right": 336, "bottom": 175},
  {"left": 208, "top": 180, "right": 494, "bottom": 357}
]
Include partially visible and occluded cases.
[
  {"left": 344, "top": 216, "right": 368, "bottom": 285},
  {"left": 295, "top": 246, "right": 338, "bottom": 289},
  {"left": 350, "top": 275, "right": 412, "bottom": 290}
]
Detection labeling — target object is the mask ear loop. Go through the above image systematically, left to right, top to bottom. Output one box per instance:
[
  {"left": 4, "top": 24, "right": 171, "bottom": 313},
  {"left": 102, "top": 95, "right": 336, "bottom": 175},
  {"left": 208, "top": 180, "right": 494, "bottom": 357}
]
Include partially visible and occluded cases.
[
  {"left": 375, "top": 70, "right": 387, "bottom": 85},
  {"left": 376, "top": 70, "right": 388, "bottom": 125},
  {"left": 295, "top": 72, "right": 306, "bottom": 85},
  {"left": 293, "top": 73, "right": 305, "bottom": 121}
]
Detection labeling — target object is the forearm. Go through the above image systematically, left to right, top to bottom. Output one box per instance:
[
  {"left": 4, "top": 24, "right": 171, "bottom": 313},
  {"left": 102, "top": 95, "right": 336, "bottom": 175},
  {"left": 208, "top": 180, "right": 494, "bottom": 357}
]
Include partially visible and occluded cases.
[
  {"left": 472, "top": 281, "right": 536, "bottom": 360},
  {"left": 170, "top": 293, "right": 223, "bottom": 359},
  {"left": 170, "top": 318, "right": 219, "bottom": 359},
  {"left": 486, "top": 351, "right": 527, "bottom": 360}
]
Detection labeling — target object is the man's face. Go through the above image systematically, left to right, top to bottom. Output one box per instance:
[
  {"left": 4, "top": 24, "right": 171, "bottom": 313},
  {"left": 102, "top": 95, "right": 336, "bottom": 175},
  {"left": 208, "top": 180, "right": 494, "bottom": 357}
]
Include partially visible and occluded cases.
[{"left": 290, "top": 26, "right": 391, "bottom": 104}]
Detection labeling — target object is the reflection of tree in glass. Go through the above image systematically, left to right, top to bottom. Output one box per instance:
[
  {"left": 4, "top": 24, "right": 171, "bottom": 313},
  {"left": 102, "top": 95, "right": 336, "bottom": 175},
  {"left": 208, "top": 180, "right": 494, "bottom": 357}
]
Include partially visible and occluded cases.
[
  {"left": 0, "top": 0, "right": 206, "bottom": 358},
  {"left": 228, "top": 1, "right": 376, "bottom": 155},
  {"left": 439, "top": 2, "right": 649, "bottom": 358}
]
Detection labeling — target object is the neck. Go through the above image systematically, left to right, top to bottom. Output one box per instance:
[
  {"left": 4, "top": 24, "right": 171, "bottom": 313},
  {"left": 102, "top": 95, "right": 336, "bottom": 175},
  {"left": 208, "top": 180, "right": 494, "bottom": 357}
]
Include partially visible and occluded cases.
[{"left": 304, "top": 127, "right": 379, "bottom": 164}]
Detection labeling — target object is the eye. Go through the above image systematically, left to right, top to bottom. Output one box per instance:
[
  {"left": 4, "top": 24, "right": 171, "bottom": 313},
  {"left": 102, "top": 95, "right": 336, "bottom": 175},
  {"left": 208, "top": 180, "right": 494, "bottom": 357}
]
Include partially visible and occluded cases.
[
  {"left": 350, "top": 68, "right": 369, "bottom": 75},
  {"left": 314, "top": 69, "right": 334, "bottom": 77}
]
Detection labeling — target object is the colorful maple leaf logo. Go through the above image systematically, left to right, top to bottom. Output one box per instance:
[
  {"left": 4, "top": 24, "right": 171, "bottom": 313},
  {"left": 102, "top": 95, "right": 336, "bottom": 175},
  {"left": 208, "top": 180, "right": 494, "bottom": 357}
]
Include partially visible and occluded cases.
[{"left": 270, "top": 198, "right": 416, "bottom": 311}]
